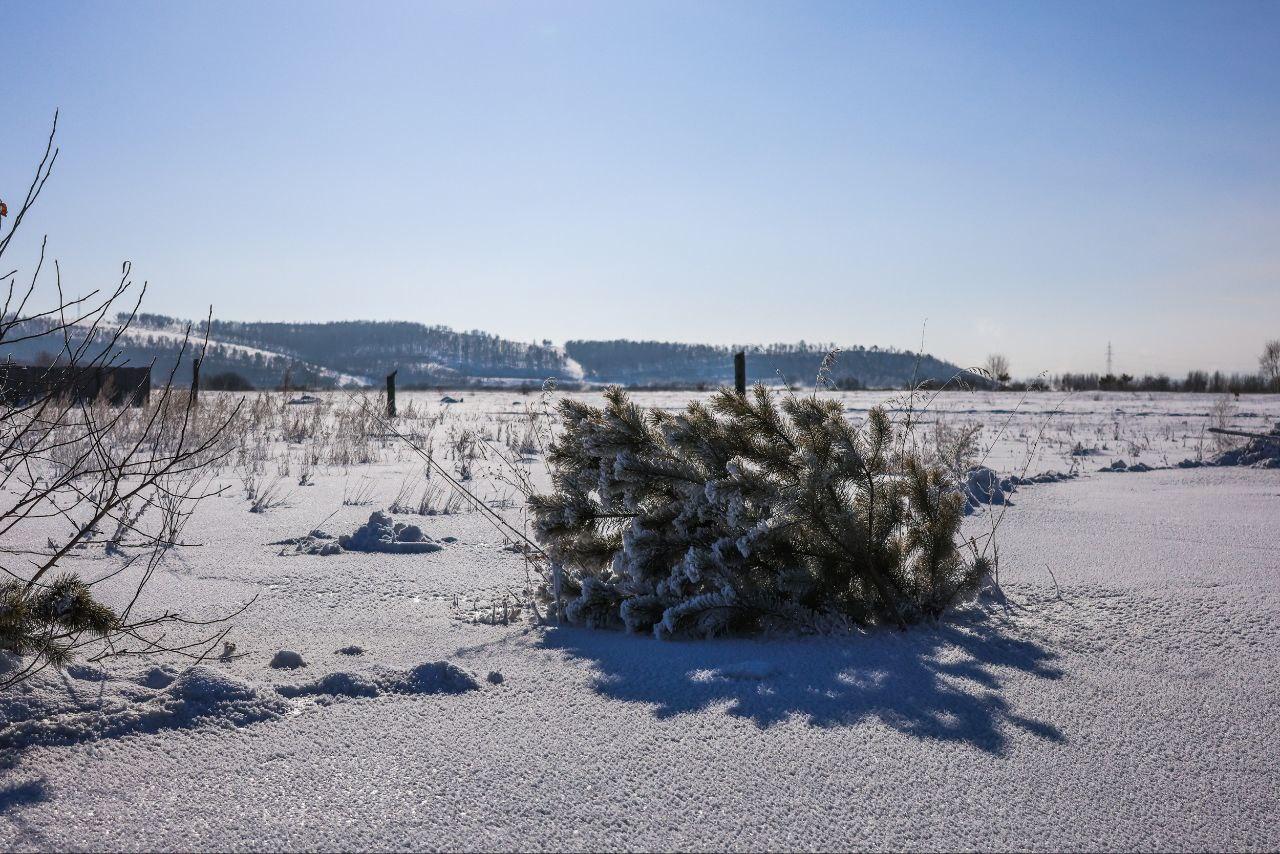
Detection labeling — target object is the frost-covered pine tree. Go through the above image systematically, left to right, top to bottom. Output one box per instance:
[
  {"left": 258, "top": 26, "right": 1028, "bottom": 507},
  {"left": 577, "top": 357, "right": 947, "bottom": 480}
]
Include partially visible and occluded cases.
[{"left": 529, "top": 385, "right": 991, "bottom": 638}]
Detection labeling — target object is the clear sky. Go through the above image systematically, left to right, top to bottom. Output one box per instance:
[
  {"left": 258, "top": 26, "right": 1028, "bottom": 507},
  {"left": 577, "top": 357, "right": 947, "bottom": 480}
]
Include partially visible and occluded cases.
[{"left": 1, "top": 1, "right": 1277, "bottom": 376}]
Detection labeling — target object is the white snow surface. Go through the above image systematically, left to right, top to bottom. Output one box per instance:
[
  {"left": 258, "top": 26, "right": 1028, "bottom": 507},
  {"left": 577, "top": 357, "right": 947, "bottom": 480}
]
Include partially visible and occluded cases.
[{"left": 2, "top": 390, "right": 1278, "bottom": 851}]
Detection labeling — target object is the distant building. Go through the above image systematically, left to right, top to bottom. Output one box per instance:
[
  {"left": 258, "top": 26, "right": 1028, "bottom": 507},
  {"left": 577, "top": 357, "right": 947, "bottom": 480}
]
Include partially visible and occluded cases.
[{"left": 0, "top": 364, "right": 151, "bottom": 407}]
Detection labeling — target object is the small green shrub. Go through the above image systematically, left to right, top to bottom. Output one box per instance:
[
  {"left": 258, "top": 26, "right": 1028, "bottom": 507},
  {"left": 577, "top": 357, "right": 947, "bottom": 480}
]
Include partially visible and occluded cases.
[
  {"left": 530, "top": 386, "right": 991, "bottom": 638},
  {"left": 1, "top": 575, "right": 118, "bottom": 668}
]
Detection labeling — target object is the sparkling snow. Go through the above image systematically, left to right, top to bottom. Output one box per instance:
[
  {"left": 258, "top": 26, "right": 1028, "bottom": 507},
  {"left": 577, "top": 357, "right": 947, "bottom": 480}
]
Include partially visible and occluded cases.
[{"left": 1, "top": 390, "right": 1277, "bottom": 851}]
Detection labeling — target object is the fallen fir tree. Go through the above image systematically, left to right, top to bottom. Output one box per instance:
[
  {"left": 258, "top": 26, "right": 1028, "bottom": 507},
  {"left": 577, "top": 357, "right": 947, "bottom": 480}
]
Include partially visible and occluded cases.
[{"left": 529, "top": 385, "right": 993, "bottom": 638}]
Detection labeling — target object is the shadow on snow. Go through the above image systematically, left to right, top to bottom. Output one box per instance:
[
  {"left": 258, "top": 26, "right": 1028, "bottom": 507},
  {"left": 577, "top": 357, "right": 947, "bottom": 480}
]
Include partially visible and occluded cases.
[
  {"left": 538, "top": 612, "right": 1065, "bottom": 755},
  {"left": 0, "top": 778, "right": 49, "bottom": 815}
]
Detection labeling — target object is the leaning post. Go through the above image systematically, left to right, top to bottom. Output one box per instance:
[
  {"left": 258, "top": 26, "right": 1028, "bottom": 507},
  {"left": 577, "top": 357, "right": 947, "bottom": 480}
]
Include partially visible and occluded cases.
[
  {"left": 734, "top": 351, "right": 746, "bottom": 395},
  {"left": 386, "top": 370, "right": 397, "bottom": 418}
]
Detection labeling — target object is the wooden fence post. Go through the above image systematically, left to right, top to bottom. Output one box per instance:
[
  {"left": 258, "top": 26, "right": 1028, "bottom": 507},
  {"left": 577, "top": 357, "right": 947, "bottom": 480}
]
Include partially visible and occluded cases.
[
  {"left": 734, "top": 351, "right": 746, "bottom": 395},
  {"left": 190, "top": 357, "right": 200, "bottom": 406},
  {"left": 386, "top": 370, "right": 397, "bottom": 418}
]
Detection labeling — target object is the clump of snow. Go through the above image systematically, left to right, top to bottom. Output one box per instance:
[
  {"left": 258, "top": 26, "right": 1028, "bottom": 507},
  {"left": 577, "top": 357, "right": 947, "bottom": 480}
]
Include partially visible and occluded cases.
[
  {"left": 1099, "top": 459, "right": 1154, "bottom": 473},
  {"left": 964, "top": 466, "right": 1008, "bottom": 506},
  {"left": 962, "top": 467, "right": 1078, "bottom": 514},
  {"left": 1013, "top": 470, "right": 1077, "bottom": 485},
  {"left": 339, "top": 511, "right": 444, "bottom": 554},
  {"left": 396, "top": 523, "right": 425, "bottom": 542},
  {"left": 272, "top": 529, "right": 343, "bottom": 556},
  {"left": 269, "top": 650, "right": 307, "bottom": 669},
  {"left": 690, "top": 660, "right": 781, "bottom": 682},
  {"left": 275, "top": 661, "right": 479, "bottom": 702},
  {"left": 392, "top": 662, "right": 479, "bottom": 694},
  {"left": 139, "top": 666, "right": 178, "bottom": 689},
  {"left": 166, "top": 667, "right": 269, "bottom": 707},
  {"left": 277, "top": 671, "right": 379, "bottom": 699}
]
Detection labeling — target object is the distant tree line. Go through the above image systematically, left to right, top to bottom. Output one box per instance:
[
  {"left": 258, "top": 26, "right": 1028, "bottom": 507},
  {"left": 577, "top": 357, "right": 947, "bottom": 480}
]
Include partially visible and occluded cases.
[
  {"left": 104, "top": 321, "right": 978, "bottom": 390},
  {"left": 563, "top": 339, "right": 972, "bottom": 389},
  {"left": 982, "top": 343, "right": 1280, "bottom": 394},
  {"left": 1051, "top": 370, "right": 1279, "bottom": 394}
]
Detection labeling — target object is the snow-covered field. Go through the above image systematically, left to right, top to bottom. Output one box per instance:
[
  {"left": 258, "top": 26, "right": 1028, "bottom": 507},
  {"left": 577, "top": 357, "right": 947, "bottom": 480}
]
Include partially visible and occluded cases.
[{"left": 3, "top": 390, "right": 1278, "bottom": 851}]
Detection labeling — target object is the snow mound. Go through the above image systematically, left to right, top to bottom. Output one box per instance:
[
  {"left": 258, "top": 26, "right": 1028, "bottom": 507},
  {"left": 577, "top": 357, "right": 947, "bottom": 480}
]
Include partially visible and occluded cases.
[
  {"left": 1212, "top": 423, "right": 1280, "bottom": 468},
  {"left": 1098, "top": 459, "right": 1155, "bottom": 473},
  {"left": 961, "top": 467, "right": 1078, "bottom": 514},
  {"left": 964, "top": 467, "right": 1008, "bottom": 506},
  {"left": 1015, "top": 470, "right": 1077, "bottom": 484},
  {"left": 339, "top": 511, "right": 445, "bottom": 554},
  {"left": 270, "top": 650, "right": 307, "bottom": 669},
  {"left": 275, "top": 661, "right": 480, "bottom": 702},
  {"left": 63, "top": 662, "right": 110, "bottom": 682},
  {"left": 1, "top": 666, "right": 288, "bottom": 751},
  {"left": 139, "top": 666, "right": 178, "bottom": 689},
  {"left": 166, "top": 667, "right": 266, "bottom": 706},
  {"left": 277, "top": 671, "right": 380, "bottom": 699}
]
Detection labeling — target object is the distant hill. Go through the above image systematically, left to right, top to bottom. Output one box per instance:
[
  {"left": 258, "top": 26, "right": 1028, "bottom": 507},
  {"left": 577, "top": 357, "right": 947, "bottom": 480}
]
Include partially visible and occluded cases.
[
  {"left": 0, "top": 313, "right": 971, "bottom": 390},
  {"left": 0, "top": 315, "right": 574, "bottom": 389},
  {"left": 0, "top": 315, "right": 327, "bottom": 390},
  {"left": 194, "top": 318, "right": 569, "bottom": 386},
  {"left": 565, "top": 340, "right": 971, "bottom": 389}
]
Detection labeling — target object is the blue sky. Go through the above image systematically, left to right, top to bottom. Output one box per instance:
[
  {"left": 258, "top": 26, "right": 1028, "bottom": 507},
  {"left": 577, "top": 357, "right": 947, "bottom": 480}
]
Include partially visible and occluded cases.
[{"left": 1, "top": 1, "right": 1277, "bottom": 376}]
